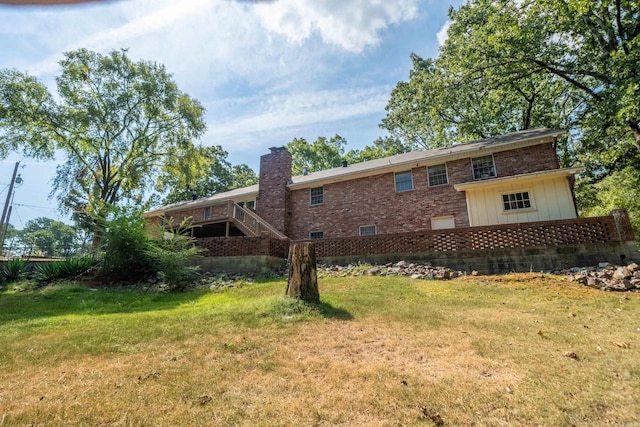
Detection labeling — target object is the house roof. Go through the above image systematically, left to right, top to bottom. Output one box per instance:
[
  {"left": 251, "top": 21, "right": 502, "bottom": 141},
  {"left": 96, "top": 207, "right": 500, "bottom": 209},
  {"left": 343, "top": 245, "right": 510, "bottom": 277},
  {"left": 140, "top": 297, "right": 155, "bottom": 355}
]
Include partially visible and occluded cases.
[
  {"left": 144, "top": 127, "right": 565, "bottom": 217},
  {"left": 289, "top": 128, "right": 565, "bottom": 189},
  {"left": 143, "top": 183, "right": 259, "bottom": 217}
]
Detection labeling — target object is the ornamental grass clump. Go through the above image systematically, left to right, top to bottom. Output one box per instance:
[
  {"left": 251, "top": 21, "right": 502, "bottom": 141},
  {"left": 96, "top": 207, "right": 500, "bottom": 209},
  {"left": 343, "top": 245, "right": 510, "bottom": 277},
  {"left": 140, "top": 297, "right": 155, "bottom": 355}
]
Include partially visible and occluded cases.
[{"left": 0, "top": 258, "right": 29, "bottom": 283}]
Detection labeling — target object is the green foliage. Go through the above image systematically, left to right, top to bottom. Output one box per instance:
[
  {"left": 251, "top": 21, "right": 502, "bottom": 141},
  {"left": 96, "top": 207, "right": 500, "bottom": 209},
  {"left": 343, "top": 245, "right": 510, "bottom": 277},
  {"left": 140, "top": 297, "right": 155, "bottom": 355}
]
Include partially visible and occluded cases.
[
  {"left": 382, "top": 0, "right": 640, "bottom": 165},
  {"left": 1, "top": 48, "right": 207, "bottom": 242},
  {"left": 287, "top": 134, "right": 411, "bottom": 175},
  {"left": 286, "top": 135, "right": 347, "bottom": 175},
  {"left": 157, "top": 144, "right": 258, "bottom": 205},
  {"left": 576, "top": 167, "right": 640, "bottom": 240},
  {"left": 101, "top": 208, "right": 156, "bottom": 283},
  {"left": 17, "top": 217, "right": 80, "bottom": 257},
  {"left": 146, "top": 217, "right": 202, "bottom": 291},
  {"left": 34, "top": 257, "right": 97, "bottom": 283},
  {"left": 0, "top": 259, "right": 28, "bottom": 283}
]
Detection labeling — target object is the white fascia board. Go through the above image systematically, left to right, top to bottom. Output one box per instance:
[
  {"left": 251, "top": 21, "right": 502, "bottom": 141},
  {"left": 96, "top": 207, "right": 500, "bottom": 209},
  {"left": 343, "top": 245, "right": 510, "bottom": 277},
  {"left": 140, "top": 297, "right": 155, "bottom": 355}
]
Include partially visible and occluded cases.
[{"left": 453, "top": 167, "right": 583, "bottom": 191}]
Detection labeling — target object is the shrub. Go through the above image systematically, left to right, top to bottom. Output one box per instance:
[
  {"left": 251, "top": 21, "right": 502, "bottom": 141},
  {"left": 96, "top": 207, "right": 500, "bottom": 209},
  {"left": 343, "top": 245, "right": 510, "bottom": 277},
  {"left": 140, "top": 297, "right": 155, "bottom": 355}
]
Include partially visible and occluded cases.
[
  {"left": 100, "top": 208, "right": 157, "bottom": 283},
  {"left": 146, "top": 217, "right": 202, "bottom": 291},
  {"left": 0, "top": 259, "right": 29, "bottom": 283}
]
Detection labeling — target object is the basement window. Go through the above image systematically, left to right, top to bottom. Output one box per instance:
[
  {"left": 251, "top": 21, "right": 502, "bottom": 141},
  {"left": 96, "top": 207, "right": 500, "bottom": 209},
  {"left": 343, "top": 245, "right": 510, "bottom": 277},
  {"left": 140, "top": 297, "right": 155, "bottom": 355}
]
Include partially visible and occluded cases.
[
  {"left": 472, "top": 155, "right": 496, "bottom": 180},
  {"left": 428, "top": 164, "right": 448, "bottom": 186},
  {"left": 395, "top": 171, "right": 414, "bottom": 192},
  {"left": 310, "top": 186, "right": 324, "bottom": 205},
  {"left": 502, "top": 191, "right": 533, "bottom": 211},
  {"left": 359, "top": 225, "right": 376, "bottom": 236},
  {"left": 309, "top": 231, "right": 324, "bottom": 240}
]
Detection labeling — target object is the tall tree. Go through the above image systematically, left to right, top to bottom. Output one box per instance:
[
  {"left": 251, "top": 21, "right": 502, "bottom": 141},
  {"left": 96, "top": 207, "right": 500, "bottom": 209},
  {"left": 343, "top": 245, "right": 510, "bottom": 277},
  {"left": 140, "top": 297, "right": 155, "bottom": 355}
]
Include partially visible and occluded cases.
[
  {"left": 381, "top": 0, "right": 640, "bottom": 177},
  {"left": 0, "top": 48, "right": 206, "bottom": 245},
  {"left": 286, "top": 135, "right": 347, "bottom": 175},
  {"left": 156, "top": 144, "right": 258, "bottom": 205},
  {"left": 19, "top": 217, "right": 78, "bottom": 257}
]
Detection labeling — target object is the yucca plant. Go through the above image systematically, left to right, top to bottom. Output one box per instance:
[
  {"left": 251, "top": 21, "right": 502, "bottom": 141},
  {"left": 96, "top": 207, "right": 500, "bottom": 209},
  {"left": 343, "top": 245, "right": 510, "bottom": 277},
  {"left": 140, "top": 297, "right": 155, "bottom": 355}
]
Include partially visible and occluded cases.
[
  {"left": 57, "top": 257, "right": 98, "bottom": 279},
  {"left": 0, "top": 259, "right": 29, "bottom": 283},
  {"left": 34, "top": 262, "right": 63, "bottom": 283}
]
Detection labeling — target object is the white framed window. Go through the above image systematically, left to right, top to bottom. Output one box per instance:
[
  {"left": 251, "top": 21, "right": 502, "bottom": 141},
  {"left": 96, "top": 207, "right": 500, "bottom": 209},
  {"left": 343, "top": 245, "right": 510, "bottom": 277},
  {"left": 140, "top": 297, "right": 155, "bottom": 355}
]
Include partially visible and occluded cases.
[
  {"left": 472, "top": 155, "right": 496, "bottom": 180},
  {"left": 428, "top": 164, "right": 448, "bottom": 186},
  {"left": 395, "top": 171, "right": 414, "bottom": 192},
  {"left": 310, "top": 187, "right": 324, "bottom": 205},
  {"left": 502, "top": 191, "right": 534, "bottom": 212},
  {"left": 203, "top": 207, "right": 211, "bottom": 220},
  {"left": 431, "top": 215, "right": 455, "bottom": 230},
  {"left": 359, "top": 225, "right": 376, "bottom": 236},
  {"left": 309, "top": 231, "right": 324, "bottom": 240}
]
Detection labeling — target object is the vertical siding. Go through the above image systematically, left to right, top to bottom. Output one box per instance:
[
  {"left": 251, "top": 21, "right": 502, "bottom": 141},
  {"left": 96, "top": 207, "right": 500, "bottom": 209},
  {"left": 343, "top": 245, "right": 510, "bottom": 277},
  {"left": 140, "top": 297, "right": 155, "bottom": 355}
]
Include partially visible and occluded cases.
[{"left": 466, "top": 175, "right": 576, "bottom": 226}]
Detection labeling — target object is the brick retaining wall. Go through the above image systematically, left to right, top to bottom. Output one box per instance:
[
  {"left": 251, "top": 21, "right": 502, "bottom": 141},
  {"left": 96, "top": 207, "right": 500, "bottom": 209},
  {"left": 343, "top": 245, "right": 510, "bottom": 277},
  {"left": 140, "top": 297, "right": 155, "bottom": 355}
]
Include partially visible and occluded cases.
[
  {"left": 194, "top": 211, "right": 637, "bottom": 273},
  {"left": 309, "top": 214, "right": 628, "bottom": 258}
]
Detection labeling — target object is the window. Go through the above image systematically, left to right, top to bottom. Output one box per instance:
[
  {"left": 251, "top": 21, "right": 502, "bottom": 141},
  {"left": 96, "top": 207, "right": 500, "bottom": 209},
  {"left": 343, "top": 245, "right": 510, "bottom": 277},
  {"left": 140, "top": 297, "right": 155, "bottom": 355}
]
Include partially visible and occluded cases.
[
  {"left": 472, "top": 155, "right": 496, "bottom": 180},
  {"left": 428, "top": 164, "right": 448, "bottom": 186},
  {"left": 395, "top": 171, "right": 414, "bottom": 192},
  {"left": 310, "top": 187, "right": 324, "bottom": 205},
  {"left": 502, "top": 191, "right": 532, "bottom": 211},
  {"left": 203, "top": 207, "right": 211, "bottom": 220},
  {"left": 431, "top": 215, "right": 455, "bottom": 230},
  {"left": 359, "top": 225, "right": 376, "bottom": 236},
  {"left": 309, "top": 231, "right": 324, "bottom": 240}
]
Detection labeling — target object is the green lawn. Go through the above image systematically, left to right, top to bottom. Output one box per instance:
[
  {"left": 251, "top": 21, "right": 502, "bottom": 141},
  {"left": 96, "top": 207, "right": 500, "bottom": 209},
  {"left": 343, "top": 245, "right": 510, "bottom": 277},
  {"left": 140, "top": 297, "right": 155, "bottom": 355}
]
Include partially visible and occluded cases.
[{"left": 1, "top": 274, "right": 638, "bottom": 426}]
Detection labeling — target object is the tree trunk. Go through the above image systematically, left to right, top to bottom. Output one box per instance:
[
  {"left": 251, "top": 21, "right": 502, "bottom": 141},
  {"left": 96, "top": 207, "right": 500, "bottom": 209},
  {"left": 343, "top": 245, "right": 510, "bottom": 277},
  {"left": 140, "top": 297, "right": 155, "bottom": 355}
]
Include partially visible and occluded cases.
[{"left": 285, "top": 242, "right": 320, "bottom": 303}]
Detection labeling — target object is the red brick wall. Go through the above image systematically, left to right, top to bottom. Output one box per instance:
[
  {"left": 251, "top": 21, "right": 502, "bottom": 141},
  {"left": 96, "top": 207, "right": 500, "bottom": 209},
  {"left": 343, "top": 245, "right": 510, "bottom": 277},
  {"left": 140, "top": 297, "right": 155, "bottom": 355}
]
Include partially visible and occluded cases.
[
  {"left": 285, "top": 143, "right": 561, "bottom": 240},
  {"left": 493, "top": 143, "right": 560, "bottom": 175},
  {"left": 257, "top": 148, "right": 291, "bottom": 235},
  {"left": 287, "top": 167, "right": 469, "bottom": 241},
  {"left": 196, "top": 236, "right": 288, "bottom": 258}
]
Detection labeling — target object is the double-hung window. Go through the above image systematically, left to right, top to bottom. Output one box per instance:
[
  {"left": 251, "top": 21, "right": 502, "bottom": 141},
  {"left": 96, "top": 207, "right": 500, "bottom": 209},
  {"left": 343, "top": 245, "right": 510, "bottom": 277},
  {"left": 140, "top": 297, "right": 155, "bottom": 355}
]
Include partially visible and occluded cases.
[
  {"left": 472, "top": 155, "right": 496, "bottom": 180},
  {"left": 428, "top": 164, "right": 448, "bottom": 186},
  {"left": 395, "top": 171, "right": 414, "bottom": 192},
  {"left": 310, "top": 187, "right": 324, "bottom": 205},
  {"left": 203, "top": 207, "right": 211, "bottom": 220}
]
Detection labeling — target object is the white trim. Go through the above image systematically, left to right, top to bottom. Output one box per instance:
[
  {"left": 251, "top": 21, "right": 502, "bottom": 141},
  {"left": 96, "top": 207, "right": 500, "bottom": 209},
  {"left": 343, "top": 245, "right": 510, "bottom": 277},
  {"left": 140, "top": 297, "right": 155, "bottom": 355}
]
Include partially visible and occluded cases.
[
  {"left": 454, "top": 167, "right": 583, "bottom": 191},
  {"left": 359, "top": 225, "right": 377, "bottom": 236}
]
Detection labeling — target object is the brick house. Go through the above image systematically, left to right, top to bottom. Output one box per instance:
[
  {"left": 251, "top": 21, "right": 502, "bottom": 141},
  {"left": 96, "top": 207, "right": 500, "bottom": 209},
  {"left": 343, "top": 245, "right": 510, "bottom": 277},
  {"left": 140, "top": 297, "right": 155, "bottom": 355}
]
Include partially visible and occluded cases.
[{"left": 144, "top": 128, "right": 581, "bottom": 240}]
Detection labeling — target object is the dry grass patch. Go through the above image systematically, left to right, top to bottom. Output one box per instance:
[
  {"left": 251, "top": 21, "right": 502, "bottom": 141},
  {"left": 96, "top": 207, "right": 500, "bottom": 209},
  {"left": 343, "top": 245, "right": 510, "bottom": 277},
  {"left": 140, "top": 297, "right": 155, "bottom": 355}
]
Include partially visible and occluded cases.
[{"left": 0, "top": 274, "right": 638, "bottom": 426}]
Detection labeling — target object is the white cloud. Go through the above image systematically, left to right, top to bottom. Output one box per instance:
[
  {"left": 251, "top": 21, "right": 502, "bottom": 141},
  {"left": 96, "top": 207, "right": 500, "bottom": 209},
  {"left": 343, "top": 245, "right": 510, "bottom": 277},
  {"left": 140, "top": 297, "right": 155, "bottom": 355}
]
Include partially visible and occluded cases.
[
  {"left": 255, "top": 0, "right": 419, "bottom": 53},
  {"left": 436, "top": 20, "right": 451, "bottom": 46},
  {"left": 205, "top": 85, "right": 391, "bottom": 149}
]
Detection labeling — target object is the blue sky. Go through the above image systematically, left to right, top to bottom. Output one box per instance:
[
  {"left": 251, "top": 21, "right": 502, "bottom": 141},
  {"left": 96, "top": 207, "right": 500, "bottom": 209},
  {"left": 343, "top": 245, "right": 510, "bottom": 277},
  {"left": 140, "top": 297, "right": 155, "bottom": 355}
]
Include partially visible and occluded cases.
[{"left": 0, "top": 0, "right": 462, "bottom": 228}]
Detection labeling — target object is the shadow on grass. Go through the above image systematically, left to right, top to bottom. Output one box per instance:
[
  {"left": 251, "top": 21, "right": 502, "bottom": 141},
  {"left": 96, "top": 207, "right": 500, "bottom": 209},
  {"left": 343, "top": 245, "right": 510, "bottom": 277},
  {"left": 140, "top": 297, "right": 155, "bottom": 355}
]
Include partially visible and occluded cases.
[
  {"left": 0, "top": 283, "right": 208, "bottom": 326},
  {"left": 316, "top": 300, "right": 353, "bottom": 320}
]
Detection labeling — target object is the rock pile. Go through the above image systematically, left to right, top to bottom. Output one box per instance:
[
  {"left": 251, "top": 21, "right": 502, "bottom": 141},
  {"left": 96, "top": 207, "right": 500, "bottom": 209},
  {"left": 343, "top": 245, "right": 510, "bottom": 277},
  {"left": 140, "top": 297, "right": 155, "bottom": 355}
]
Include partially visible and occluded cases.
[
  {"left": 317, "top": 260, "right": 467, "bottom": 280},
  {"left": 565, "top": 262, "right": 640, "bottom": 292}
]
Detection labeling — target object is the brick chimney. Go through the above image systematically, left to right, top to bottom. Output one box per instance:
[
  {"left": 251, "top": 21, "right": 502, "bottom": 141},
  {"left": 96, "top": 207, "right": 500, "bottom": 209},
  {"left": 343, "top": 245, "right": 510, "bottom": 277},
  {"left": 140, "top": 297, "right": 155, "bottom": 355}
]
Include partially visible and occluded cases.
[{"left": 256, "top": 147, "right": 292, "bottom": 235}]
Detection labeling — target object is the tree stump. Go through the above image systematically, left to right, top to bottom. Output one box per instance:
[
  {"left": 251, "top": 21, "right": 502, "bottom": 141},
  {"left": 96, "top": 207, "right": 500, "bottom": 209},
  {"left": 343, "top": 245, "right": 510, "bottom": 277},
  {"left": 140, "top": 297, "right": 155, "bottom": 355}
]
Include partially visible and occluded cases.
[{"left": 285, "top": 242, "right": 320, "bottom": 303}]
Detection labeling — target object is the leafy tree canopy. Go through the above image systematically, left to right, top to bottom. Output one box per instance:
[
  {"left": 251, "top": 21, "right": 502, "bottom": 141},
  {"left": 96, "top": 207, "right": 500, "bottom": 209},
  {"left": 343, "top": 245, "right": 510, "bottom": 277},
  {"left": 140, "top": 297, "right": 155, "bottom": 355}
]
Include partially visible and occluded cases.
[
  {"left": 381, "top": 0, "right": 640, "bottom": 178},
  {"left": 0, "top": 48, "right": 207, "bottom": 244},
  {"left": 287, "top": 134, "right": 411, "bottom": 175},
  {"left": 156, "top": 144, "right": 258, "bottom": 205},
  {"left": 18, "top": 217, "right": 79, "bottom": 257}
]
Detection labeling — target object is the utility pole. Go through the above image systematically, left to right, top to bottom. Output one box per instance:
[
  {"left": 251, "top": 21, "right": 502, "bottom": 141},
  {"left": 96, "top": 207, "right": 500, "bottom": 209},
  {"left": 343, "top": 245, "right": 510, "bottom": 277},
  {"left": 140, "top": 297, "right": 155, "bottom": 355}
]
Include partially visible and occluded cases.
[{"left": 0, "top": 161, "right": 19, "bottom": 255}]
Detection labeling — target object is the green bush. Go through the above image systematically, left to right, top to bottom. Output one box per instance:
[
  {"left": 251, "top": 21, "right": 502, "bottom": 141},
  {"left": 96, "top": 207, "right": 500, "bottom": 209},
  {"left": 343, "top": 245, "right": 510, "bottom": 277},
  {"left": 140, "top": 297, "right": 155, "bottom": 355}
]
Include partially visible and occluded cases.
[
  {"left": 100, "top": 208, "right": 157, "bottom": 283},
  {"left": 146, "top": 217, "right": 202, "bottom": 291},
  {"left": 0, "top": 259, "right": 29, "bottom": 283}
]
